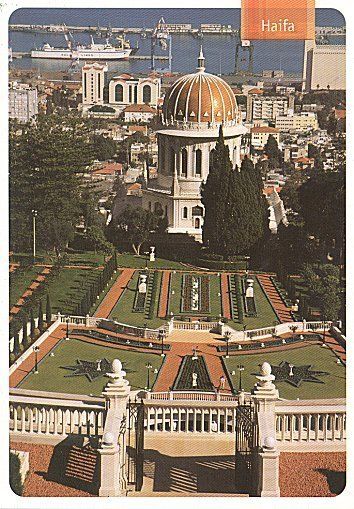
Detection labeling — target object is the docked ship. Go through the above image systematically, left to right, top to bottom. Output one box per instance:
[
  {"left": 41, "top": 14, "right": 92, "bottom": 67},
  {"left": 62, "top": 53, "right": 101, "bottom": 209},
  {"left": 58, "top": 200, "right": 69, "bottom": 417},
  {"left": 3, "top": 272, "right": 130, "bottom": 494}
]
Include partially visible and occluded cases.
[{"left": 31, "top": 34, "right": 132, "bottom": 60}]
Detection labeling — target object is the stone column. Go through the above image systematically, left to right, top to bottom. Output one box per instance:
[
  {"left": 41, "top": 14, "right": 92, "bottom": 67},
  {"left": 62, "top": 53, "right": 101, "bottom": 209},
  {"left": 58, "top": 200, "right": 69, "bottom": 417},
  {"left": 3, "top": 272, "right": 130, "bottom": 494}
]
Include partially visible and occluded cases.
[
  {"left": 98, "top": 359, "right": 131, "bottom": 497},
  {"left": 251, "top": 362, "right": 280, "bottom": 497}
]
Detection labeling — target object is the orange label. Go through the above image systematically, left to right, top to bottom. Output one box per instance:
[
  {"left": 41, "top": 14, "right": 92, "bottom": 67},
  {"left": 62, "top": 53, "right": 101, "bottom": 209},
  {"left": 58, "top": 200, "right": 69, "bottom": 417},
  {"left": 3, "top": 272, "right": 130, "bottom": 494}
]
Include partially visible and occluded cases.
[{"left": 241, "top": 0, "right": 315, "bottom": 40}]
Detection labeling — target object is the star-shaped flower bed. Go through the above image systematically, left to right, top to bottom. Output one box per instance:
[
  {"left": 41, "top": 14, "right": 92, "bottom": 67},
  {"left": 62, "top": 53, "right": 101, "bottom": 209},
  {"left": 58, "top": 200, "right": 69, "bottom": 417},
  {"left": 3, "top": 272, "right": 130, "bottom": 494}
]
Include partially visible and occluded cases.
[
  {"left": 61, "top": 358, "right": 113, "bottom": 382},
  {"left": 270, "top": 361, "right": 329, "bottom": 388}
]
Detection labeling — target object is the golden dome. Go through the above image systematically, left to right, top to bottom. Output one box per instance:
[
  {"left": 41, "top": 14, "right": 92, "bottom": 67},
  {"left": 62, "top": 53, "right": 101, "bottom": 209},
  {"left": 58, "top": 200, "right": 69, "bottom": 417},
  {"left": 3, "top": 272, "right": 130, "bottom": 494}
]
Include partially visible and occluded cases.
[{"left": 163, "top": 48, "right": 239, "bottom": 127}]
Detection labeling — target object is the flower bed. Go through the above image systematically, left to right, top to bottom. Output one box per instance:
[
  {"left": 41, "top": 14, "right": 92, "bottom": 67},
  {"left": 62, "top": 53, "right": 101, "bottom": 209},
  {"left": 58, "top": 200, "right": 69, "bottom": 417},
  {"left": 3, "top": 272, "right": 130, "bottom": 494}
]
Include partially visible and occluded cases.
[{"left": 181, "top": 274, "right": 210, "bottom": 314}]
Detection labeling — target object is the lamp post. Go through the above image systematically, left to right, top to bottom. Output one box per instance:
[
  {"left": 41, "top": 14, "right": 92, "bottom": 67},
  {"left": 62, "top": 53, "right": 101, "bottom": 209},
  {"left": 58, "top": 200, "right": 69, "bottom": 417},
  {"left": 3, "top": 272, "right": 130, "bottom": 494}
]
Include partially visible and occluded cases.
[
  {"left": 32, "top": 209, "right": 37, "bottom": 263},
  {"left": 244, "top": 255, "right": 250, "bottom": 275},
  {"left": 322, "top": 316, "right": 326, "bottom": 345},
  {"left": 158, "top": 329, "right": 166, "bottom": 357},
  {"left": 224, "top": 330, "right": 231, "bottom": 358},
  {"left": 33, "top": 346, "right": 40, "bottom": 374},
  {"left": 145, "top": 363, "right": 153, "bottom": 391},
  {"left": 237, "top": 364, "right": 245, "bottom": 392}
]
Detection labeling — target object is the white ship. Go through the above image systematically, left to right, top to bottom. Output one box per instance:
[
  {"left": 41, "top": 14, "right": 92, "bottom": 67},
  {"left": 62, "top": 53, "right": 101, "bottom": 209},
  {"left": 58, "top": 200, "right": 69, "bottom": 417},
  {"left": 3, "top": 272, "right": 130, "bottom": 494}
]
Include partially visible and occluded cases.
[{"left": 31, "top": 34, "right": 132, "bottom": 60}]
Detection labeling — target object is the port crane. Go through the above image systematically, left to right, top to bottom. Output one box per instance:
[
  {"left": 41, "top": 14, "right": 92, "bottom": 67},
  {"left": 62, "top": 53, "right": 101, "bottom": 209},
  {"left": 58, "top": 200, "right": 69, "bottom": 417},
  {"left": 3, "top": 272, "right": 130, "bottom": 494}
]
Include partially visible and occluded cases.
[
  {"left": 150, "top": 17, "right": 172, "bottom": 72},
  {"left": 234, "top": 31, "right": 254, "bottom": 75}
]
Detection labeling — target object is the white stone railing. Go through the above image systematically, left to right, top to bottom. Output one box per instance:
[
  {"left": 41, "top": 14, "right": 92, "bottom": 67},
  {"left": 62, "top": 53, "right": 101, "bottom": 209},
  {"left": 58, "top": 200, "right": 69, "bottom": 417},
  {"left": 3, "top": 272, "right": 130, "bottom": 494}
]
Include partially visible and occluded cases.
[
  {"left": 9, "top": 319, "right": 61, "bottom": 376},
  {"left": 172, "top": 320, "right": 220, "bottom": 331},
  {"left": 224, "top": 320, "right": 333, "bottom": 341},
  {"left": 9, "top": 388, "right": 106, "bottom": 442},
  {"left": 146, "top": 391, "right": 238, "bottom": 402},
  {"left": 275, "top": 399, "right": 346, "bottom": 449},
  {"left": 144, "top": 400, "right": 239, "bottom": 433}
]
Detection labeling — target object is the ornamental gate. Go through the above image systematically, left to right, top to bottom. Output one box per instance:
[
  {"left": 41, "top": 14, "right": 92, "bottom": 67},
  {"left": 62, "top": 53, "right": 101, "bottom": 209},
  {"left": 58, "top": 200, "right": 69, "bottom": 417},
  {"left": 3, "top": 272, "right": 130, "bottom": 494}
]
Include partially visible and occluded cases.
[
  {"left": 127, "top": 398, "right": 145, "bottom": 492},
  {"left": 235, "top": 401, "right": 258, "bottom": 495}
]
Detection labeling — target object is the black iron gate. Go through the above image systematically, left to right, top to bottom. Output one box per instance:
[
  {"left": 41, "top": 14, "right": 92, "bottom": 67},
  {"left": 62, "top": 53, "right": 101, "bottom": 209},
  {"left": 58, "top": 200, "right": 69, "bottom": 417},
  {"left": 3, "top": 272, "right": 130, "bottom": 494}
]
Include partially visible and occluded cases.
[
  {"left": 127, "top": 398, "right": 145, "bottom": 491},
  {"left": 235, "top": 401, "right": 259, "bottom": 495}
]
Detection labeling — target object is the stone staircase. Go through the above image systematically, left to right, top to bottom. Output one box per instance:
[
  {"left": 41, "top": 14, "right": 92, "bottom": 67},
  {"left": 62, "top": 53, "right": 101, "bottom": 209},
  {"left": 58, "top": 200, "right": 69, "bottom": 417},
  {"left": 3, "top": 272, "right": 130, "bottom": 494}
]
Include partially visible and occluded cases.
[{"left": 257, "top": 274, "right": 293, "bottom": 323}]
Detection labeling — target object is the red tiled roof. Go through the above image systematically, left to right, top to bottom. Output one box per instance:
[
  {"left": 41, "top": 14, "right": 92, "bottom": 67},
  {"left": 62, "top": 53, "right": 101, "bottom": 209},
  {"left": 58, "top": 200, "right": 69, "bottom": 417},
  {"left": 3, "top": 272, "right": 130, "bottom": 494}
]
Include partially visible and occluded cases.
[
  {"left": 249, "top": 88, "right": 264, "bottom": 94},
  {"left": 124, "top": 103, "right": 157, "bottom": 113},
  {"left": 251, "top": 126, "right": 279, "bottom": 133},
  {"left": 91, "top": 162, "right": 123, "bottom": 175}
]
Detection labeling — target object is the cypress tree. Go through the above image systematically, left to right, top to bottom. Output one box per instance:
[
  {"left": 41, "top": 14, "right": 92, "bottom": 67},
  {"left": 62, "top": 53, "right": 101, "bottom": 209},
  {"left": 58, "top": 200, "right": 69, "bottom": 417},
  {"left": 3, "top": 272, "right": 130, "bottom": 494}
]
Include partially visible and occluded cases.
[
  {"left": 201, "top": 126, "right": 233, "bottom": 255},
  {"left": 202, "top": 132, "right": 268, "bottom": 257},
  {"left": 46, "top": 294, "right": 52, "bottom": 325},
  {"left": 38, "top": 300, "right": 44, "bottom": 333},
  {"left": 30, "top": 308, "right": 36, "bottom": 340},
  {"left": 22, "top": 312, "right": 29, "bottom": 349},
  {"left": 13, "top": 332, "right": 20, "bottom": 356}
]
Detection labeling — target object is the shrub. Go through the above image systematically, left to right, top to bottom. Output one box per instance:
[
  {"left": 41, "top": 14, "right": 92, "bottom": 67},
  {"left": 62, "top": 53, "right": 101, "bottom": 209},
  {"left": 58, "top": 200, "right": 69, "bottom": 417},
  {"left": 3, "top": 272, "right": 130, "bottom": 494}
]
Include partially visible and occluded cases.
[{"left": 9, "top": 452, "right": 24, "bottom": 496}]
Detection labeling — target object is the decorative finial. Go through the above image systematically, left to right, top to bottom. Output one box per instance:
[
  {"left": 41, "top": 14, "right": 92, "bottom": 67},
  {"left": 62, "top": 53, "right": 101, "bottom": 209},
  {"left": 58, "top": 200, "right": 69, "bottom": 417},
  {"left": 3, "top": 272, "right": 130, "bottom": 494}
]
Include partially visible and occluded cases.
[{"left": 197, "top": 46, "right": 205, "bottom": 72}]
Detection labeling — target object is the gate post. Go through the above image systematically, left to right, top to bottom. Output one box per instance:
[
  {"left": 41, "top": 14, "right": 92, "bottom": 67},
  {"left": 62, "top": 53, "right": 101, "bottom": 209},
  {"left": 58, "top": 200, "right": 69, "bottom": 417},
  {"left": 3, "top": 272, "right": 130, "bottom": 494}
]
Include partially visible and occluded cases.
[
  {"left": 98, "top": 359, "right": 131, "bottom": 497},
  {"left": 251, "top": 362, "right": 280, "bottom": 497}
]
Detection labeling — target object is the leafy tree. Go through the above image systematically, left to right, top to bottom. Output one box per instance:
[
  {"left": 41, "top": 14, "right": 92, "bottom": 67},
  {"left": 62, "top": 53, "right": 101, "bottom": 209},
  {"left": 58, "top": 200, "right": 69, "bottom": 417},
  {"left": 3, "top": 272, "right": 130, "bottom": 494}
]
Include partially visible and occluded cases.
[
  {"left": 9, "top": 114, "right": 96, "bottom": 256},
  {"left": 91, "top": 134, "right": 117, "bottom": 161},
  {"left": 299, "top": 172, "right": 344, "bottom": 257},
  {"left": 113, "top": 206, "right": 159, "bottom": 255},
  {"left": 84, "top": 225, "right": 114, "bottom": 258},
  {"left": 301, "top": 264, "right": 341, "bottom": 320},
  {"left": 46, "top": 294, "right": 52, "bottom": 325}
]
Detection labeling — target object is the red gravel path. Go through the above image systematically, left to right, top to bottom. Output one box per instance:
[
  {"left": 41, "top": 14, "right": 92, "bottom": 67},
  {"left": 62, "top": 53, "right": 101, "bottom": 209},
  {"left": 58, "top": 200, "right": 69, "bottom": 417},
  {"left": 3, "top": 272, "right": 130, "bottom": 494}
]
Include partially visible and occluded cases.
[
  {"left": 93, "top": 268, "right": 135, "bottom": 318},
  {"left": 158, "top": 270, "right": 171, "bottom": 318},
  {"left": 220, "top": 273, "right": 232, "bottom": 320},
  {"left": 257, "top": 274, "right": 293, "bottom": 323},
  {"left": 9, "top": 325, "right": 67, "bottom": 388},
  {"left": 154, "top": 342, "right": 231, "bottom": 392},
  {"left": 10, "top": 442, "right": 96, "bottom": 497},
  {"left": 279, "top": 452, "right": 346, "bottom": 497}
]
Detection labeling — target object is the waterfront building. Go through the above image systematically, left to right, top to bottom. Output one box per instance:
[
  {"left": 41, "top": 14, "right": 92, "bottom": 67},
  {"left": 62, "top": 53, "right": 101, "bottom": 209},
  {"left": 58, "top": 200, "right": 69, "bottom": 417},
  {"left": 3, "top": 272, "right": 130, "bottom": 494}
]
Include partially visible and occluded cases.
[
  {"left": 303, "top": 41, "right": 346, "bottom": 91},
  {"left": 141, "top": 49, "right": 247, "bottom": 240},
  {"left": 82, "top": 62, "right": 108, "bottom": 106},
  {"left": 8, "top": 82, "right": 38, "bottom": 123}
]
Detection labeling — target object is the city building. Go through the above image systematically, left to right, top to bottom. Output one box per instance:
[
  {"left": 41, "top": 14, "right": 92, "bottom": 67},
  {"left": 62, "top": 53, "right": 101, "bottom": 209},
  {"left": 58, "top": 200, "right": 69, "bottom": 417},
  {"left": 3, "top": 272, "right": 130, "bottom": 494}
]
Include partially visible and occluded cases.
[
  {"left": 303, "top": 41, "right": 346, "bottom": 91},
  {"left": 141, "top": 49, "right": 246, "bottom": 240},
  {"left": 81, "top": 62, "right": 108, "bottom": 106},
  {"left": 81, "top": 66, "right": 161, "bottom": 117},
  {"left": 8, "top": 82, "right": 38, "bottom": 123},
  {"left": 246, "top": 93, "right": 294, "bottom": 122},
  {"left": 123, "top": 104, "right": 157, "bottom": 123},
  {"left": 275, "top": 112, "right": 318, "bottom": 133},
  {"left": 250, "top": 126, "right": 280, "bottom": 148}
]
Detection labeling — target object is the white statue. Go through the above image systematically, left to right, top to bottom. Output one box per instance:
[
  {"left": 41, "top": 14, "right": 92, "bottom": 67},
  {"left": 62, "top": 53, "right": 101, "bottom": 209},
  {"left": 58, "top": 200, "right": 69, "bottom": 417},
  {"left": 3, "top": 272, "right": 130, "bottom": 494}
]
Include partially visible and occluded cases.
[
  {"left": 149, "top": 246, "right": 155, "bottom": 262},
  {"left": 138, "top": 274, "right": 147, "bottom": 294},
  {"left": 245, "top": 278, "right": 254, "bottom": 298},
  {"left": 192, "top": 372, "right": 198, "bottom": 388}
]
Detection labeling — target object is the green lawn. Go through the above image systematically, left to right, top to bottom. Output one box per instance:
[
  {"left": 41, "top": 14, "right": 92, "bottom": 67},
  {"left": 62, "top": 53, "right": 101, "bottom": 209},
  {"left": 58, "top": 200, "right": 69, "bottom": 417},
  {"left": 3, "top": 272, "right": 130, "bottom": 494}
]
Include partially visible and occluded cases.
[
  {"left": 9, "top": 267, "right": 40, "bottom": 309},
  {"left": 45, "top": 268, "right": 104, "bottom": 315},
  {"left": 109, "top": 270, "right": 165, "bottom": 329},
  {"left": 230, "top": 277, "right": 279, "bottom": 331},
  {"left": 19, "top": 338, "right": 164, "bottom": 396},
  {"left": 224, "top": 344, "right": 346, "bottom": 400}
]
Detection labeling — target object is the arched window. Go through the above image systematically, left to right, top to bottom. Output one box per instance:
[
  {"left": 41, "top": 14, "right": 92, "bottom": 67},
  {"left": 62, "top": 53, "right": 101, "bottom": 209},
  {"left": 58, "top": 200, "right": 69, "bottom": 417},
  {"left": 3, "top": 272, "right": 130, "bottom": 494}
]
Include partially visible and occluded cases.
[
  {"left": 115, "top": 84, "right": 123, "bottom": 102},
  {"left": 142, "top": 84, "right": 152, "bottom": 104},
  {"left": 170, "top": 148, "right": 175, "bottom": 175},
  {"left": 181, "top": 148, "right": 188, "bottom": 176},
  {"left": 209, "top": 148, "right": 216, "bottom": 170},
  {"left": 195, "top": 149, "right": 202, "bottom": 176},
  {"left": 148, "top": 201, "right": 152, "bottom": 211},
  {"left": 165, "top": 205, "right": 168, "bottom": 217},
  {"left": 183, "top": 207, "right": 188, "bottom": 219},
  {"left": 195, "top": 217, "right": 201, "bottom": 229}
]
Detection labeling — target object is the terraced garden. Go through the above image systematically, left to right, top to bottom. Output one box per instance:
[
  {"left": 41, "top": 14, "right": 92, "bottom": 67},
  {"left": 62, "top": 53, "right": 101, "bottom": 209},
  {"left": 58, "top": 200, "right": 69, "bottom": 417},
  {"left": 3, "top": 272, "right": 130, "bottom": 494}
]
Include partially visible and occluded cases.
[
  {"left": 18, "top": 338, "right": 164, "bottom": 396},
  {"left": 223, "top": 344, "right": 346, "bottom": 400}
]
